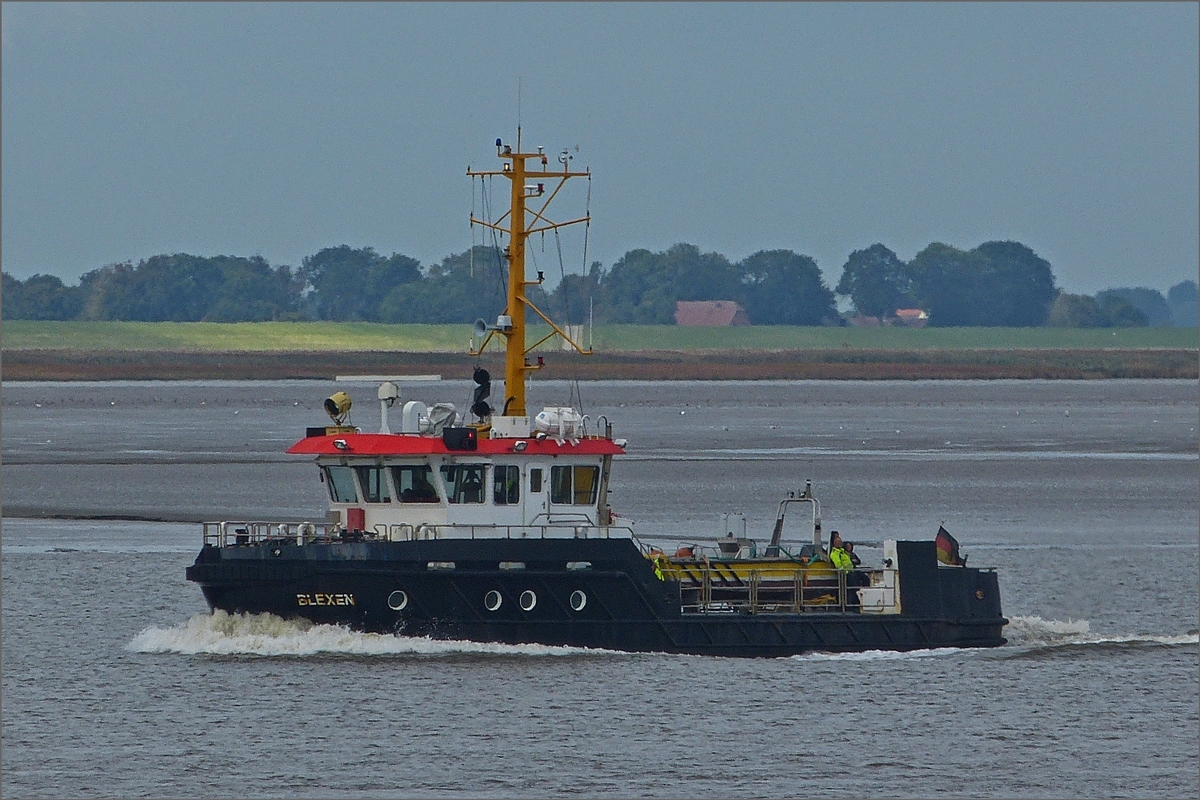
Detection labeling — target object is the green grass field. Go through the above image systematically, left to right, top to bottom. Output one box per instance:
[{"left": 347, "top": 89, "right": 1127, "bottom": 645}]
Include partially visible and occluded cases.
[{"left": 2, "top": 320, "right": 1196, "bottom": 352}]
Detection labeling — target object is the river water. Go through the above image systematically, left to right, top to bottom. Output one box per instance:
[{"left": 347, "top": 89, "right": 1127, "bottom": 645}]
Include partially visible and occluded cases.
[{"left": 2, "top": 378, "right": 1197, "bottom": 798}]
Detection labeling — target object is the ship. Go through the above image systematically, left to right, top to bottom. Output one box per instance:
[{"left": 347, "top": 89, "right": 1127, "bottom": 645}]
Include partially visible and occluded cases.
[{"left": 186, "top": 131, "right": 1007, "bottom": 656}]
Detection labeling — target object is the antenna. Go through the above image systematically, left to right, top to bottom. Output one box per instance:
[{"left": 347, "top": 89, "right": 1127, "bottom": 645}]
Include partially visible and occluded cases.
[{"left": 466, "top": 130, "right": 592, "bottom": 417}]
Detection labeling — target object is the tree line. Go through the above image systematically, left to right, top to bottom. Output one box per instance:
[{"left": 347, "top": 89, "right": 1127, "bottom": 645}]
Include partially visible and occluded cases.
[{"left": 3, "top": 242, "right": 1196, "bottom": 327}]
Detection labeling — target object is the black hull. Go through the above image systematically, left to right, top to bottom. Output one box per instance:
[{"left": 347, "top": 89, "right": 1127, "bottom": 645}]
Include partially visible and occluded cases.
[{"left": 186, "top": 538, "right": 1006, "bottom": 657}]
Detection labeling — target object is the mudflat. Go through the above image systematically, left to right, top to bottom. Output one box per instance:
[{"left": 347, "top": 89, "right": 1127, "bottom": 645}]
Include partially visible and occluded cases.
[{"left": 3, "top": 346, "right": 1196, "bottom": 380}]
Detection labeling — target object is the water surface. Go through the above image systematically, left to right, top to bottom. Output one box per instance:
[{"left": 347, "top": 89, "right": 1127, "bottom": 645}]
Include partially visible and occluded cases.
[{"left": 3, "top": 379, "right": 1197, "bottom": 798}]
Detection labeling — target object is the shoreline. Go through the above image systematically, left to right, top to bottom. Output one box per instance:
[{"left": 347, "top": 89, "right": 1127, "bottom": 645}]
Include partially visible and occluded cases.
[{"left": 3, "top": 347, "right": 1196, "bottom": 380}]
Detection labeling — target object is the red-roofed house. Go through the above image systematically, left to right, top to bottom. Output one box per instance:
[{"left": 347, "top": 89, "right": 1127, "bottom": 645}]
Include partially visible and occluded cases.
[
  {"left": 674, "top": 300, "right": 750, "bottom": 326},
  {"left": 894, "top": 308, "right": 929, "bottom": 328}
]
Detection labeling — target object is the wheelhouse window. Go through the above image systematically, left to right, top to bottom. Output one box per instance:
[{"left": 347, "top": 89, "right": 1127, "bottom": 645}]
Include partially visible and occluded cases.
[
  {"left": 391, "top": 464, "right": 440, "bottom": 504},
  {"left": 440, "top": 464, "right": 486, "bottom": 504},
  {"left": 550, "top": 464, "right": 599, "bottom": 505},
  {"left": 323, "top": 465, "right": 359, "bottom": 504},
  {"left": 493, "top": 465, "right": 520, "bottom": 505},
  {"left": 354, "top": 466, "right": 391, "bottom": 504}
]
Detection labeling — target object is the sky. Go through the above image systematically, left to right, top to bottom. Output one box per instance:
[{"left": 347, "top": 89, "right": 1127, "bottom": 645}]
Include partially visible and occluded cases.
[{"left": 2, "top": 2, "right": 1197, "bottom": 296}]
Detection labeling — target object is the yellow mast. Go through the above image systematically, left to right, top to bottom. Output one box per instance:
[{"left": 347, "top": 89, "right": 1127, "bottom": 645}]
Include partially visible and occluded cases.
[{"left": 468, "top": 130, "right": 591, "bottom": 419}]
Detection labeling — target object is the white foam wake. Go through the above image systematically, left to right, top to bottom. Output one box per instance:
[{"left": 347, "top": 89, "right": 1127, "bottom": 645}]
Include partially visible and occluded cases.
[
  {"left": 127, "top": 611, "right": 620, "bottom": 658},
  {"left": 127, "top": 612, "right": 1198, "bottom": 659},
  {"left": 1003, "top": 615, "right": 1199, "bottom": 648},
  {"left": 787, "top": 617, "right": 1199, "bottom": 661},
  {"left": 789, "top": 646, "right": 969, "bottom": 662}
]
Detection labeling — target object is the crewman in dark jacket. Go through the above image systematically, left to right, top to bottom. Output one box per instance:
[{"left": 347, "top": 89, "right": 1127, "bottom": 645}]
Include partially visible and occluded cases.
[{"left": 846, "top": 540, "right": 862, "bottom": 567}]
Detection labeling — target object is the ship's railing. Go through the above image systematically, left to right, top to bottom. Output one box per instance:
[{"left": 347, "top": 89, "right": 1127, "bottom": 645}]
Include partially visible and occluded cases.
[
  {"left": 201, "top": 520, "right": 635, "bottom": 547},
  {"left": 202, "top": 521, "right": 335, "bottom": 548},
  {"left": 378, "top": 523, "right": 636, "bottom": 541},
  {"left": 677, "top": 566, "right": 895, "bottom": 615}
]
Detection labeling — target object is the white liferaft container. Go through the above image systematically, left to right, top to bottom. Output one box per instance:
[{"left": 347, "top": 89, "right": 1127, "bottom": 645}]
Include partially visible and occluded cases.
[{"left": 534, "top": 406, "right": 582, "bottom": 438}]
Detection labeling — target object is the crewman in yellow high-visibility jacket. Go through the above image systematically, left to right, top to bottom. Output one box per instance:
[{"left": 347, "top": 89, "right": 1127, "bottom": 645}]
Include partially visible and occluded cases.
[
  {"left": 829, "top": 530, "right": 853, "bottom": 570},
  {"left": 830, "top": 531, "right": 870, "bottom": 605},
  {"left": 650, "top": 552, "right": 666, "bottom": 580}
]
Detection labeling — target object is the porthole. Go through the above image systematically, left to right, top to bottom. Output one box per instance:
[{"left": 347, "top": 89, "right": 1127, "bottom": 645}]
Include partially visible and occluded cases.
[
  {"left": 387, "top": 590, "right": 408, "bottom": 611},
  {"left": 484, "top": 590, "right": 503, "bottom": 612},
  {"left": 519, "top": 590, "right": 537, "bottom": 611},
  {"left": 569, "top": 590, "right": 587, "bottom": 612}
]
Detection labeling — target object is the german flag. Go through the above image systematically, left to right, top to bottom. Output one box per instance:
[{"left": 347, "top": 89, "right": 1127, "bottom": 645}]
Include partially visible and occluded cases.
[{"left": 936, "top": 526, "right": 965, "bottom": 566}]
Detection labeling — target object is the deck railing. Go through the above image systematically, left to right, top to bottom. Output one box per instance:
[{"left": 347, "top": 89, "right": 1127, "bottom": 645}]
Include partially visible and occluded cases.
[
  {"left": 201, "top": 520, "right": 635, "bottom": 548},
  {"left": 677, "top": 565, "right": 895, "bottom": 615}
]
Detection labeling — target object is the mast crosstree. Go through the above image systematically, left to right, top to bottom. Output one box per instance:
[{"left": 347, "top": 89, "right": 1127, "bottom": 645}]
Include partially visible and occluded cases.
[{"left": 468, "top": 130, "right": 591, "bottom": 419}]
